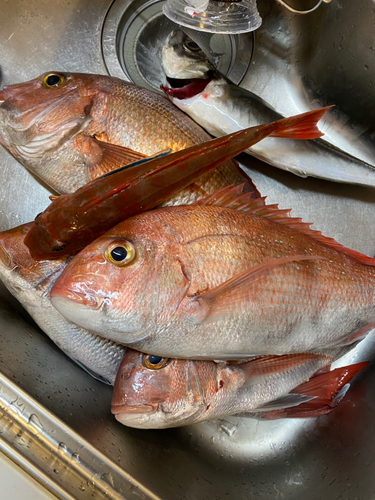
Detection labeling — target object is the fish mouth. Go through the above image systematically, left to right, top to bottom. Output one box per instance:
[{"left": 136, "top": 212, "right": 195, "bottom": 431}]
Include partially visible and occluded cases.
[
  {"left": 161, "top": 75, "right": 213, "bottom": 100},
  {"left": 50, "top": 284, "right": 102, "bottom": 309},
  {"left": 111, "top": 403, "right": 155, "bottom": 416},
  {"left": 111, "top": 404, "right": 164, "bottom": 429}
]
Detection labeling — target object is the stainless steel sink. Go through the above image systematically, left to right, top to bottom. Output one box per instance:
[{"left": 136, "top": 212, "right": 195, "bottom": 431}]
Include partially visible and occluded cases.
[{"left": 1, "top": 0, "right": 375, "bottom": 499}]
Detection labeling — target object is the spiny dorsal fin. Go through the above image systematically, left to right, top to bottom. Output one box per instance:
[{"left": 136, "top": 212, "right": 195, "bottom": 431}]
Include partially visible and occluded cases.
[{"left": 194, "top": 184, "right": 375, "bottom": 266}]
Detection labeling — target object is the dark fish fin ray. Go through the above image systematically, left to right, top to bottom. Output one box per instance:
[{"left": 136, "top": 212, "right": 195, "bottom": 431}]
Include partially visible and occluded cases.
[
  {"left": 94, "top": 148, "right": 171, "bottom": 181},
  {"left": 65, "top": 355, "right": 112, "bottom": 385}
]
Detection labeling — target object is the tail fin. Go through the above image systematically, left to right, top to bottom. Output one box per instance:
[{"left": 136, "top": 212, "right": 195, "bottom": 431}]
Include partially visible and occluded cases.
[
  {"left": 268, "top": 106, "right": 333, "bottom": 140},
  {"left": 261, "top": 361, "right": 368, "bottom": 419}
]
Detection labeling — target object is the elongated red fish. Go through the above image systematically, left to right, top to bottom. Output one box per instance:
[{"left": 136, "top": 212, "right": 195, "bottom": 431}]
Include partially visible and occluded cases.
[{"left": 24, "top": 107, "right": 327, "bottom": 260}]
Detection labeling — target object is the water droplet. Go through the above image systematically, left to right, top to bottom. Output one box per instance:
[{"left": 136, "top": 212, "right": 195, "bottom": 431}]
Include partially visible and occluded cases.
[
  {"left": 28, "top": 414, "right": 43, "bottom": 429},
  {"left": 219, "top": 420, "right": 237, "bottom": 437},
  {"left": 58, "top": 442, "right": 67, "bottom": 453},
  {"left": 72, "top": 452, "right": 80, "bottom": 462},
  {"left": 53, "top": 469, "right": 59, "bottom": 474},
  {"left": 101, "top": 471, "right": 115, "bottom": 487},
  {"left": 79, "top": 484, "right": 86, "bottom": 492}
]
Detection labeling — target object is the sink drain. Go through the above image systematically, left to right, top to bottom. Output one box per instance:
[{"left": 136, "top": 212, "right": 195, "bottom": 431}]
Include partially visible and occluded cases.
[{"left": 101, "top": 0, "right": 254, "bottom": 92}]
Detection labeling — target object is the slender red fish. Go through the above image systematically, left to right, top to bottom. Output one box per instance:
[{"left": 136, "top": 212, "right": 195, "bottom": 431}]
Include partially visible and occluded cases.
[{"left": 24, "top": 107, "right": 328, "bottom": 260}]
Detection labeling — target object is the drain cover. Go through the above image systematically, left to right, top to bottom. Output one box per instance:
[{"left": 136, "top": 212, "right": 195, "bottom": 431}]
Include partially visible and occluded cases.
[{"left": 101, "top": 0, "right": 254, "bottom": 92}]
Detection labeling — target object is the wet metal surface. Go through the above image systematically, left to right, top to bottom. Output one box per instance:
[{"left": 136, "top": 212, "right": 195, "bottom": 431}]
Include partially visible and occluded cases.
[{"left": 1, "top": 0, "right": 375, "bottom": 498}]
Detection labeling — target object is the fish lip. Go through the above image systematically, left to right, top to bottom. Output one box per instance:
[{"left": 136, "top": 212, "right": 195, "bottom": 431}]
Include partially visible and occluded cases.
[
  {"left": 50, "top": 284, "right": 103, "bottom": 309},
  {"left": 111, "top": 403, "right": 155, "bottom": 415}
]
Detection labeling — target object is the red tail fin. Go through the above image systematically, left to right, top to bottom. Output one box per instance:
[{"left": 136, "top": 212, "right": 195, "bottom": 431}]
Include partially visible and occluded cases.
[
  {"left": 269, "top": 106, "right": 333, "bottom": 140},
  {"left": 264, "top": 362, "right": 368, "bottom": 419}
]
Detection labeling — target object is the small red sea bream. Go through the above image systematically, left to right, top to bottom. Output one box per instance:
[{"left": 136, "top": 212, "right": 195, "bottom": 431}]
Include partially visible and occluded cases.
[
  {"left": 0, "top": 72, "right": 246, "bottom": 197},
  {"left": 24, "top": 107, "right": 326, "bottom": 260},
  {"left": 50, "top": 185, "right": 375, "bottom": 360},
  {"left": 111, "top": 348, "right": 367, "bottom": 428}
]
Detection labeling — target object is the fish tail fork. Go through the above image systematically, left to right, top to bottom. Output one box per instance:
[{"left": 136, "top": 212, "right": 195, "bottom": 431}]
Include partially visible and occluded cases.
[{"left": 267, "top": 106, "right": 333, "bottom": 140}]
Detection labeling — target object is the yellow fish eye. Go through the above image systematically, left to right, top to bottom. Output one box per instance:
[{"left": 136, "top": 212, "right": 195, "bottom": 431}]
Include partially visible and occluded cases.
[
  {"left": 42, "top": 73, "right": 64, "bottom": 88},
  {"left": 105, "top": 241, "right": 136, "bottom": 266},
  {"left": 142, "top": 354, "right": 169, "bottom": 370}
]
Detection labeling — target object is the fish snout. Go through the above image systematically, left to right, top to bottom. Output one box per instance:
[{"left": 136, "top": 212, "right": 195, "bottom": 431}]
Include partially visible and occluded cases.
[
  {"left": 111, "top": 403, "right": 155, "bottom": 416},
  {"left": 111, "top": 403, "right": 158, "bottom": 429}
]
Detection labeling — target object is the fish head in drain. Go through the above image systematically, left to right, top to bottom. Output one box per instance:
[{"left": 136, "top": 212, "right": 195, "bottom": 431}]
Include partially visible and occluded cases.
[{"left": 162, "top": 29, "right": 214, "bottom": 80}]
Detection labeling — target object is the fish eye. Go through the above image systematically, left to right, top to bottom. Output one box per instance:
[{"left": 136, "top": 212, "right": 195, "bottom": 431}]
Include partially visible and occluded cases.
[
  {"left": 183, "top": 40, "right": 201, "bottom": 53},
  {"left": 42, "top": 73, "right": 64, "bottom": 88},
  {"left": 105, "top": 241, "right": 136, "bottom": 267},
  {"left": 52, "top": 244, "right": 67, "bottom": 252},
  {"left": 143, "top": 354, "right": 169, "bottom": 370}
]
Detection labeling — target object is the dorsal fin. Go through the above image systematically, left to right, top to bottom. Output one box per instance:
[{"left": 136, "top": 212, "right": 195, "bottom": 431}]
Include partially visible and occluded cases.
[{"left": 194, "top": 184, "right": 375, "bottom": 266}]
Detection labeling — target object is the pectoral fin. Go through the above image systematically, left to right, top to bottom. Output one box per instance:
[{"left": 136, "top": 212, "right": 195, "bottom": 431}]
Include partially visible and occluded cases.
[
  {"left": 83, "top": 136, "right": 148, "bottom": 179},
  {"left": 185, "top": 254, "right": 325, "bottom": 324}
]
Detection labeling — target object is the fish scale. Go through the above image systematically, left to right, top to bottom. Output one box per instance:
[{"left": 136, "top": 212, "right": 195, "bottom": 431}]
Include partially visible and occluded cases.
[
  {"left": 0, "top": 72, "right": 245, "bottom": 197},
  {"left": 50, "top": 200, "right": 375, "bottom": 360},
  {"left": 111, "top": 349, "right": 365, "bottom": 429}
]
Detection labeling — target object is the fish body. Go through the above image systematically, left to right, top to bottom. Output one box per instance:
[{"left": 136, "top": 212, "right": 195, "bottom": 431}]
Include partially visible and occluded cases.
[
  {"left": 161, "top": 30, "right": 375, "bottom": 187},
  {"left": 0, "top": 72, "right": 245, "bottom": 197},
  {"left": 24, "top": 107, "right": 326, "bottom": 260},
  {"left": 50, "top": 190, "right": 375, "bottom": 359},
  {"left": 0, "top": 223, "right": 124, "bottom": 384},
  {"left": 111, "top": 349, "right": 366, "bottom": 428}
]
